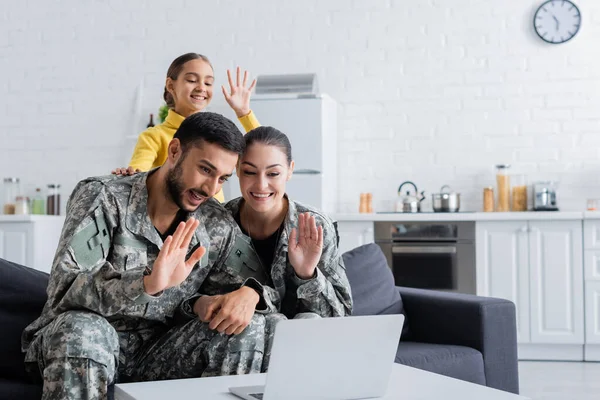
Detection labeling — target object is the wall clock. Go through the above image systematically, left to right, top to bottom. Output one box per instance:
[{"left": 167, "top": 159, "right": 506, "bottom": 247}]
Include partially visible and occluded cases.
[{"left": 534, "top": 0, "right": 581, "bottom": 44}]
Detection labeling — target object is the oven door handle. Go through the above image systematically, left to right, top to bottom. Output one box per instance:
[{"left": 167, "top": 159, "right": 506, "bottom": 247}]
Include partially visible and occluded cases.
[{"left": 392, "top": 246, "right": 457, "bottom": 254}]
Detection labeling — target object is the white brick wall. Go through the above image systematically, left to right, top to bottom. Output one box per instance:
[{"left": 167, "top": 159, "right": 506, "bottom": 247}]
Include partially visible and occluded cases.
[{"left": 1, "top": 0, "right": 599, "bottom": 213}]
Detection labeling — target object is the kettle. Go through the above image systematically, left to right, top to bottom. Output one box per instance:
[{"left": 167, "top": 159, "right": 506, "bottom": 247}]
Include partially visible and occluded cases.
[{"left": 396, "top": 181, "right": 425, "bottom": 213}]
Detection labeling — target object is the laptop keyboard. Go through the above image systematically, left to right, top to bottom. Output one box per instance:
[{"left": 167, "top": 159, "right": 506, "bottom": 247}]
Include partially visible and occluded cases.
[{"left": 249, "top": 394, "right": 264, "bottom": 400}]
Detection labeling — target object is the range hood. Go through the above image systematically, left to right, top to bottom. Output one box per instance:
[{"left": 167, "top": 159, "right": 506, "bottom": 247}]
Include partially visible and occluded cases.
[{"left": 254, "top": 73, "right": 319, "bottom": 97}]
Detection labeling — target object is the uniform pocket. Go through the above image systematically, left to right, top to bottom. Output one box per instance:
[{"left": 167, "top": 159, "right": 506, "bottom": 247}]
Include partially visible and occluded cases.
[
  {"left": 70, "top": 207, "right": 112, "bottom": 268},
  {"left": 113, "top": 235, "right": 148, "bottom": 272},
  {"left": 223, "top": 235, "right": 269, "bottom": 283},
  {"left": 187, "top": 242, "right": 209, "bottom": 268}
]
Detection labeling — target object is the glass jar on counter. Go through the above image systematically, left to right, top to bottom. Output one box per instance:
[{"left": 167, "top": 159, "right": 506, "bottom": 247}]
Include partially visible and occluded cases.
[
  {"left": 495, "top": 165, "right": 511, "bottom": 212},
  {"left": 511, "top": 174, "right": 528, "bottom": 212},
  {"left": 3, "top": 177, "right": 20, "bottom": 215},
  {"left": 47, "top": 184, "right": 61, "bottom": 216},
  {"left": 483, "top": 187, "right": 495, "bottom": 212},
  {"left": 31, "top": 188, "right": 45, "bottom": 215},
  {"left": 14, "top": 196, "right": 30, "bottom": 215}
]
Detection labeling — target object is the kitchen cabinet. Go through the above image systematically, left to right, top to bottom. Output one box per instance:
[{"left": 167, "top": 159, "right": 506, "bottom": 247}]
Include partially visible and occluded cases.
[
  {"left": 0, "top": 216, "right": 65, "bottom": 273},
  {"left": 476, "top": 220, "right": 584, "bottom": 360},
  {"left": 584, "top": 220, "right": 600, "bottom": 250},
  {"left": 0, "top": 221, "right": 30, "bottom": 266},
  {"left": 336, "top": 221, "right": 374, "bottom": 254},
  {"left": 476, "top": 221, "right": 530, "bottom": 343},
  {"left": 528, "top": 221, "right": 584, "bottom": 345},
  {"left": 583, "top": 221, "right": 600, "bottom": 361},
  {"left": 584, "top": 250, "right": 600, "bottom": 281},
  {"left": 584, "top": 281, "right": 600, "bottom": 360}
]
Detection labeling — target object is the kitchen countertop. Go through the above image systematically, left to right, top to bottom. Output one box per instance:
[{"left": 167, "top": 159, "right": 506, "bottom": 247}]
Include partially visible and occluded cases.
[
  {"left": 332, "top": 211, "right": 589, "bottom": 222},
  {"left": 583, "top": 211, "right": 600, "bottom": 220},
  {"left": 3, "top": 212, "right": 600, "bottom": 223},
  {"left": 0, "top": 215, "right": 66, "bottom": 222}
]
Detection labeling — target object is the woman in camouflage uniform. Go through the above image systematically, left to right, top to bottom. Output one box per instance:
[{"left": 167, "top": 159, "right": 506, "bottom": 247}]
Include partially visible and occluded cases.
[{"left": 224, "top": 126, "right": 353, "bottom": 320}]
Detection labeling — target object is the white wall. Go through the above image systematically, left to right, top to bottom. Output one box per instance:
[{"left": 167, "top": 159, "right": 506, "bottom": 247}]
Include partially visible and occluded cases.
[{"left": 1, "top": 0, "right": 599, "bottom": 213}]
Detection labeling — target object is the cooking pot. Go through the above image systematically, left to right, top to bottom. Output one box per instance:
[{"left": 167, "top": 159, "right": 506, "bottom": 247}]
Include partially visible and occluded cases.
[{"left": 432, "top": 185, "right": 461, "bottom": 212}]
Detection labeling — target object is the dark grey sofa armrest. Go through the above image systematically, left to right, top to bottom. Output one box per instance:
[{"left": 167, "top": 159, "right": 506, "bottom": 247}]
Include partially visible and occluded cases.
[{"left": 397, "top": 287, "right": 519, "bottom": 394}]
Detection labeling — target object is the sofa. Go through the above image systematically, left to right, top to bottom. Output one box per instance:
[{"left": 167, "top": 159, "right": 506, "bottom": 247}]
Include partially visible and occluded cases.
[
  {"left": 0, "top": 243, "right": 519, "bottom": 399},
  {"left": 343, "top": 243, "right": 519, "bottom": 394},
  {"left": 0, "top": 259, "right": 47, "bottom": 399}
]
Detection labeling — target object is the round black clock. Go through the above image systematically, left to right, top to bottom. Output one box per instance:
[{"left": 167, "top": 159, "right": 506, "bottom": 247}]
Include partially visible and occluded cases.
[{"left": 534, "top": 0, "right": 581, "bottom": 44}]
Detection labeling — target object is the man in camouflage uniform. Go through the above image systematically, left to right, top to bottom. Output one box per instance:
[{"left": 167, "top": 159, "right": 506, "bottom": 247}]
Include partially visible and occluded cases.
[
  {"left": 21, "top": 112, "right": 269, "bottom": 400},
  {"left": 108, "top": 148, "right": 354, "bottom": 381}
]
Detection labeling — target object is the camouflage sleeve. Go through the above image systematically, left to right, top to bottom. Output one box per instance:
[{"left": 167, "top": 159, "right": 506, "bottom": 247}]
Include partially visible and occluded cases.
[
  {"left": 45, "top": 180, "right": 157, "bottom": 317},
  {"left": 176, "top": 206, "right": 250, "bottom": 320},
  {"left": 291, "top": 217, "right": 353, "bottom": 317},
  {"left": 178, "top": 225, "right": 283, "bottom": 319},
  {"left": 178, "top": 256, "right": 282, "bottom": 320},
  {"left": 242, "top": 277, "right": 280, "bottom": 314},
  {"left": 177, "top": 280, "right": 280, "bottom": 321},
  {"left": 177, "top": 294, "right": 203, "bottom": 321}
]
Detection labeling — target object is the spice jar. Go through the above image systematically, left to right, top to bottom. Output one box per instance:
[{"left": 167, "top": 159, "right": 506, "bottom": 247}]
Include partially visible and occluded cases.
[
  {"left": 495, "top": 165, "right": 511, "bottom": 212},
  {"left": 511, "top": 174, "right": 528, "bottom": 212},
  {"left": 3, "top": 177, "right": 20, "bottom": 215},
  {"left": 47, "top": 184, "right": 61, "bottom": 216},
  {"left": 483, "top": 187, "right": 495, "bottom": 212},
  {"left": 359, "top": 193, "right": 368, "bottom": 213},
  {"left": 366, "top": 193, "right": 373, "bottom": 213},
  {"left": 14, "top": 196, "right": 30, "bottom": 215}
]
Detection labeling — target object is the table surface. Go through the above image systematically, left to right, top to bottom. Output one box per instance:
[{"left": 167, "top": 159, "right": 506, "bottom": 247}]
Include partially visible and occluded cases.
[{"left": 115, "top": 363, "right": 530, "bottom": 400}]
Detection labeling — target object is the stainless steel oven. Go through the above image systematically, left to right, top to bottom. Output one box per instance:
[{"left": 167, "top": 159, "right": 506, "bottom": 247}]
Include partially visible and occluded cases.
[{"left": 374, "top": 221, "right": 476, "bottom": 294}]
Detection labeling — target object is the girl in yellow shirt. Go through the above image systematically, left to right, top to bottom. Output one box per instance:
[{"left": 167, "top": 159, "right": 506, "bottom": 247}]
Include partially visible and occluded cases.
[{"left": 117, "top": 52, "right": 260, "bottom": 202}]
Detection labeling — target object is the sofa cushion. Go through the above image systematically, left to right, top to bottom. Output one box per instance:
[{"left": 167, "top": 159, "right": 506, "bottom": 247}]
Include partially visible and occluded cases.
[
  {"left": 342, "top": 243, "right": 408, "bottom": 337},
  {"left": 0, "top": 258, "right": 49, "bottom": 382},
  {"left": 395, "top": 341, "right": 486, "bottom": 386},
  {"left": 0, "top": 378, "right": 43, "bottom": 400}
]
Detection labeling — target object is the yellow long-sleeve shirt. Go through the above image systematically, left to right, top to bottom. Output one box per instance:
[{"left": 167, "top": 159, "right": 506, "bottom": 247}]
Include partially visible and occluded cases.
[{"left": 129, "top": 109, "right": 260, "bottom": 202}]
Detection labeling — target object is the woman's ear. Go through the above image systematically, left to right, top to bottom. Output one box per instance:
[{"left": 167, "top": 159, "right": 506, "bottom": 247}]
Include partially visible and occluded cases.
[{"left": 287, "top": 160, "right": 295, "bottom": 181}]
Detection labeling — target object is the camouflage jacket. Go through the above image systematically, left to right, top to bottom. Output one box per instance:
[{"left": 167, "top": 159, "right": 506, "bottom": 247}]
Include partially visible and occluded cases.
[
  {"left": 22, "top": 172, "right": 237, "bottom": 352},
  {"left": 210, "top": 196, "right": 353, "bottom": 318}
]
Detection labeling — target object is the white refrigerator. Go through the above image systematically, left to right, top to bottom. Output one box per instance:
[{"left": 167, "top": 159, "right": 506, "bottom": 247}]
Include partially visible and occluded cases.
[{"left": 223, "top": 94, "right": 338, "bottom": 213}]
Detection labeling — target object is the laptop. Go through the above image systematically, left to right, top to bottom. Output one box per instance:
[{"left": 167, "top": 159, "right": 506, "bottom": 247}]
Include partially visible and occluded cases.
[{"left": 229, "top": 314, "right": 404, "bottom": 400}]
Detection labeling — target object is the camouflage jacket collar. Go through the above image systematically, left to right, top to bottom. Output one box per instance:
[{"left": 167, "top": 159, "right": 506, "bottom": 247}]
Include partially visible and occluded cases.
[
  {"left": 125, "top": 171, "right": 200, "bottom": 249},
  {"left": 125, "top": 172, "right": 162, "bottom": 248},
  {"left": 225, "top": 194, "right": 301, "bottom": 251}
]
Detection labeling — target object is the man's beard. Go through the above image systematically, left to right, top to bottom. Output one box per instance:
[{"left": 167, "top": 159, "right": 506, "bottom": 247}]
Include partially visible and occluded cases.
[{"left": 165, "top": 159, "right": 209, "bottom": 212}]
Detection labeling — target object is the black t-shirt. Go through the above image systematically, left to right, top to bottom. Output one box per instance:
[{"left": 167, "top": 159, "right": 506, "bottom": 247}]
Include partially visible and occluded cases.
[
  {"left": 155, "top": 209, "right": 188, "bottom": 242},
  {"left": 234, "top": 211, "right": 283, "bottom": 271}
]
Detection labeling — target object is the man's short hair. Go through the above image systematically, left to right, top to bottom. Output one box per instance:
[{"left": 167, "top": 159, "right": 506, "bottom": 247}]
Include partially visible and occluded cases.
[{"left": 174, "top": 112, "right": 245, "bottom": 155}]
